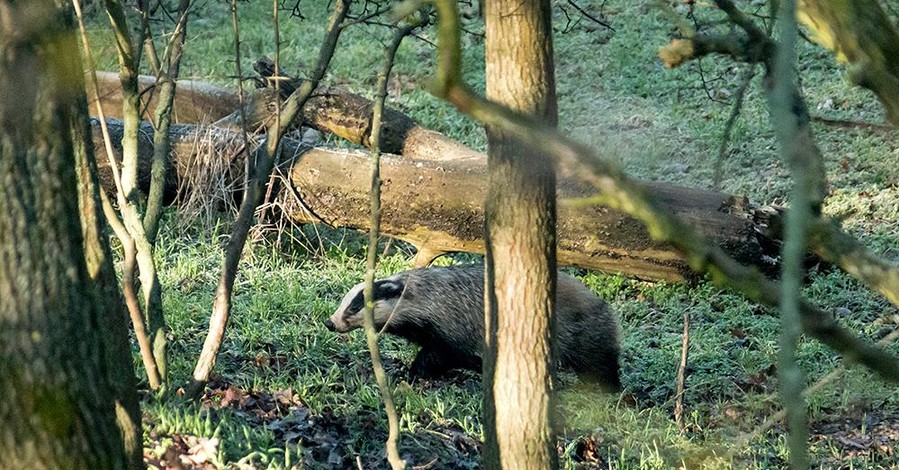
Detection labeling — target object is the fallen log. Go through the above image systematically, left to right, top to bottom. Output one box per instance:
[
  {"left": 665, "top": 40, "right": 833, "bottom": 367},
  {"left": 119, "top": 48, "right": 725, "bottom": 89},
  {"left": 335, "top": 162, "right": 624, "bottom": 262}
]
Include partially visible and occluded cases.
[
  {"left": 91, "top": 71, "right": 240, "bottom": 124},
  {"left": 92, "top": 72, "right": 484, "bottom": 161},
  {"left": 92, "top": 118, "right": 776, "bottom": 282}
]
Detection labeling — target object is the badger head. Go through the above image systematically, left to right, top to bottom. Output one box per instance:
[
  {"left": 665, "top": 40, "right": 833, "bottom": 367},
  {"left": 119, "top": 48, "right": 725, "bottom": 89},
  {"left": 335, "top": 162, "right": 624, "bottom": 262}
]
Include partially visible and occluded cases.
[{"left": 325, "top": 278, "right": 406, "bottom": 332}]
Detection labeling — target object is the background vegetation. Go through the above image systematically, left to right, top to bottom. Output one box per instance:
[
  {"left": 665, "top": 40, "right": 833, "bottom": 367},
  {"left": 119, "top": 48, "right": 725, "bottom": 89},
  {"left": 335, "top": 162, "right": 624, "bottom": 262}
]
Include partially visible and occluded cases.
[{"left": 84, "top": 0, "right": 899, "bottom": 468}]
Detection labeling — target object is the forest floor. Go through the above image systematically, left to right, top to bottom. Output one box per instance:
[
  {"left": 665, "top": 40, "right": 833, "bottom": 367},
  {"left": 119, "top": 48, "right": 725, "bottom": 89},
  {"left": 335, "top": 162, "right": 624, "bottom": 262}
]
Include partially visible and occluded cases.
[{"left": 84, "top": 0, "right": 899, "bottom": 468}]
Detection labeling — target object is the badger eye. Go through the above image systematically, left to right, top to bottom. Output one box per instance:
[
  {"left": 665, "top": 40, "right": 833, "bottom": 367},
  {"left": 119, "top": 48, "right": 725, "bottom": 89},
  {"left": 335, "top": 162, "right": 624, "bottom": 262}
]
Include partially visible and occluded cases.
[{"left": 347, "top": 295, "right": 365, "bottom": 315}]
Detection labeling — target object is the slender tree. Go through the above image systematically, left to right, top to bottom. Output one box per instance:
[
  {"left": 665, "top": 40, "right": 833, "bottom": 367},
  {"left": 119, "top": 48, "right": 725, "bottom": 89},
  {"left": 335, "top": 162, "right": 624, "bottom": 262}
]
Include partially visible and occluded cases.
[
  {"left": 99, "top": 0, "right": 192, "bottom": 388},
  {"left": 186, "top": 0, "right": 350, "bottom": 398},
  {"left": 482, "top": 0, "right": 559, "bottom": 468},
  {"left": 0, "top": 1, "right": 141, "bottom": 467},
  {"left": 360, "top": 19, "right": 419, "bottom": 470}
]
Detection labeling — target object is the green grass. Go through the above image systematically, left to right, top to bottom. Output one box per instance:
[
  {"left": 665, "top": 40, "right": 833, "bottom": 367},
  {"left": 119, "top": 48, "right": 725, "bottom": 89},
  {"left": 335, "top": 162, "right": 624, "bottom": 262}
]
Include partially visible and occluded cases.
[
  {"left": 83, "top": 0, "right": 899, "bottom": 468},
  {"left": 137, "top": 219, "right": 899, "bottom": 468}
]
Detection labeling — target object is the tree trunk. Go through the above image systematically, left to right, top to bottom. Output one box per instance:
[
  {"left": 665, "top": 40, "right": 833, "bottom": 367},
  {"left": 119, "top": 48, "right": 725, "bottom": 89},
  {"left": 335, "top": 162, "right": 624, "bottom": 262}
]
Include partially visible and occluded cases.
[
  {"left": 483, "top": 0, "right": 559, "bottom": 468},
  {"left": 0, "top": 2, "right": 139, "bottom": 468},
  {"left": 90, "top": 73, "right": 781, "bottom": 281},
  {"left": 72, "top": 87, "right": 145, "bottom": 470},
  {"left": 91, "top": 119, "right": 778, "bottom": 282}
]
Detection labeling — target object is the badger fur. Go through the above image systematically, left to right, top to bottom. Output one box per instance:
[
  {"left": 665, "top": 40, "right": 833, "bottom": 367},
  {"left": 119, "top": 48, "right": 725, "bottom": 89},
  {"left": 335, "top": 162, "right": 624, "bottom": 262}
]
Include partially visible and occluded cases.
[{"left": 326, "top": 264, "right": 621, "bottom": 390}]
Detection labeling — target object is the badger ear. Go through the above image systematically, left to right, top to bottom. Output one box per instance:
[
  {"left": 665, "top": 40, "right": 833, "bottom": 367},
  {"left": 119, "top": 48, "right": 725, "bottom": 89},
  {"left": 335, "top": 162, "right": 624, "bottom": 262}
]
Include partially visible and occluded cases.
[{"left": 374, "top": 279, "right": 404, "bottom": 299}]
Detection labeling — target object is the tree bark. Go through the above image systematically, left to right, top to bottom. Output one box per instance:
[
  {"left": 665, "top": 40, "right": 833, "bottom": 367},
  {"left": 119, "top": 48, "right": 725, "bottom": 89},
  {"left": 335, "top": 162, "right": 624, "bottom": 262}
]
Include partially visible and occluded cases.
[
  {"left": 483, "top": 0, "right": 559, "bottom": 468},
  {"left": 0, "top": 2, "right": 139, "bottom": 468},
  {"left": 72, "top": 82, "right": 145, "bottom": 470},
  {"left": 91, "top": 119, "right": 776, "bottom": 283}
]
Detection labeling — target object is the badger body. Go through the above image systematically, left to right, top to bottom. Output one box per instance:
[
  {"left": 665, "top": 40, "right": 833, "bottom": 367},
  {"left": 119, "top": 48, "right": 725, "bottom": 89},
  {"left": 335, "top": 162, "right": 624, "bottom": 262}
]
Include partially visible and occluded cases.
[{"left": 326, "top": 264, "right": 621, "bottom": 390}]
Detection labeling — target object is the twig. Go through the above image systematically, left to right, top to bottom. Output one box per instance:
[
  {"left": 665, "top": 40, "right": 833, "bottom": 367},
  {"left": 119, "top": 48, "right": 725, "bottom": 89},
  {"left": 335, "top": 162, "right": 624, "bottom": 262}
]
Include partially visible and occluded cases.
[
  {"left": 144, "top": 0, "right": 191, "bottom": 244},
  {"left": 230, "top": 0, "right": 253, "bottom": 206},
  {"left": 566, "top": 0, "right": 614, "bottom": 32},
  {"left": 340, "top": 4, "right": 392, "bottom": 29},
  {"left": 142, "top": 5, "right": 161, "bottom": 76},
  {"left": 362, "top": 17, "right": 417, "bottom": 470},
  {"left": 713, "top": 63, "right": 757, "bottom": 189},
  {"left": 810, "top": 116, "right": 897, "bottom": 134},
  {"left": 674, "top": 310, "right": 690, "bottom": 433}
]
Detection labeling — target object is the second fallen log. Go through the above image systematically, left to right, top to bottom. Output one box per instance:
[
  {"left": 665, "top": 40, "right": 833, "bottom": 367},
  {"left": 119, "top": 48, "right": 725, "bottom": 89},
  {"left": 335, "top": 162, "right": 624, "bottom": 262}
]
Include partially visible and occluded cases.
[{"left": 93, "top": 118, "right": 775, "bottom": 282}]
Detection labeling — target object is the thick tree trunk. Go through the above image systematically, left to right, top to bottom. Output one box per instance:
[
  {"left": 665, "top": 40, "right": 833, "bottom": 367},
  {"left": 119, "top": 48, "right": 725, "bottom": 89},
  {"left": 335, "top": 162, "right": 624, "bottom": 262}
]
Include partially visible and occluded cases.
[
  {"left": 482, "top": 0, "right": 559, "bottom": 468},
  {"left": 0, "top": 2, "right": 139, "bottom": 468},
  {"left": 72, "top": 93, "right": 144, "bottom": 470},
  {"left": 92, "top": 119, "right": 775, "bottom": 282}
]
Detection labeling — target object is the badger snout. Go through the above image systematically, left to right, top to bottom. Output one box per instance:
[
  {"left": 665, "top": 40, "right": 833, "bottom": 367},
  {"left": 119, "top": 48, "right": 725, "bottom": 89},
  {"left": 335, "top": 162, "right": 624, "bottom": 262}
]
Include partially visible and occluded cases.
[{"left": 325, "top": 312, "right": 355, "bottom": 333}]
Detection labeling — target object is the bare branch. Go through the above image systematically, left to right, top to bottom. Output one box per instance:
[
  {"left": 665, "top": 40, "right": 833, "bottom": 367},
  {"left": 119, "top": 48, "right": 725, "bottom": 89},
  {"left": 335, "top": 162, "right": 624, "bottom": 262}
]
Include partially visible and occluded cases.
[
  {"left": 144, "top": 0, "right": 191, "bottom": 243},
  {"left": 230, "top": 0, "right": 253, "bottom": 205},
  {"left": 565, "top": 0, "right": 614, "bottom": 32},
  {"left": 715, "top": 0, "right": 769, "bottom": 44},
  {"left": 769, "top": 0, "right": 810, "bottom": 465},
  {"left": 713, "top": 63, "right": 757, "bottom": 189},
  {"left": 808, "top": 219, "right": 899, "bottom": 309},
  {"left": 674, "top": 311, "right": 690, "bottom": 434}
]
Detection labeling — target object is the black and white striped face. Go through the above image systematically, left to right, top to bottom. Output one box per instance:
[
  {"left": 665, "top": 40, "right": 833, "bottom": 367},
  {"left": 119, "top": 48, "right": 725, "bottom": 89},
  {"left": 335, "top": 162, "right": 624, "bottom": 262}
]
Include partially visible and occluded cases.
[{"left": 325, "top": 278, "right": 405, "bottom": 332}]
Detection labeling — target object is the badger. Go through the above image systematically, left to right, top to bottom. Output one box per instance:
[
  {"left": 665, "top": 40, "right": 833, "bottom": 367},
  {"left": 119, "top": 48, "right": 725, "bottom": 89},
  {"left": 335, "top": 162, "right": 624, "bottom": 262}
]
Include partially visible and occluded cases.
[{"left": 325, "top": 264, "right": 621, "bottom": 391}]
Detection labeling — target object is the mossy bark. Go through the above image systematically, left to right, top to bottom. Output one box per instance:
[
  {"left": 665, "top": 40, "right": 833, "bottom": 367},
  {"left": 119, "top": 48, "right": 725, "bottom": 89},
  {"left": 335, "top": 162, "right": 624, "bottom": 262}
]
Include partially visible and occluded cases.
[
  {"left": 0, "top": 1, "right": 140, "bottom": 467},
  {"left": 72, "top": 80, "right": 145, "bottom": 470}
]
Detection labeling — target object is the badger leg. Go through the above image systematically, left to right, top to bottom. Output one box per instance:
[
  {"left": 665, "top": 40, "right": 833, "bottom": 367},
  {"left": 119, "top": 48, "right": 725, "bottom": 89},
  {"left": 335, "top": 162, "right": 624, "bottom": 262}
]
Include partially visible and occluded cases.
[
  {"left": 408, "top": 347, "right": 456, "bottom": 381},
  {"left": 564, "top": 348, "right": 622, "bottom": 392}
]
